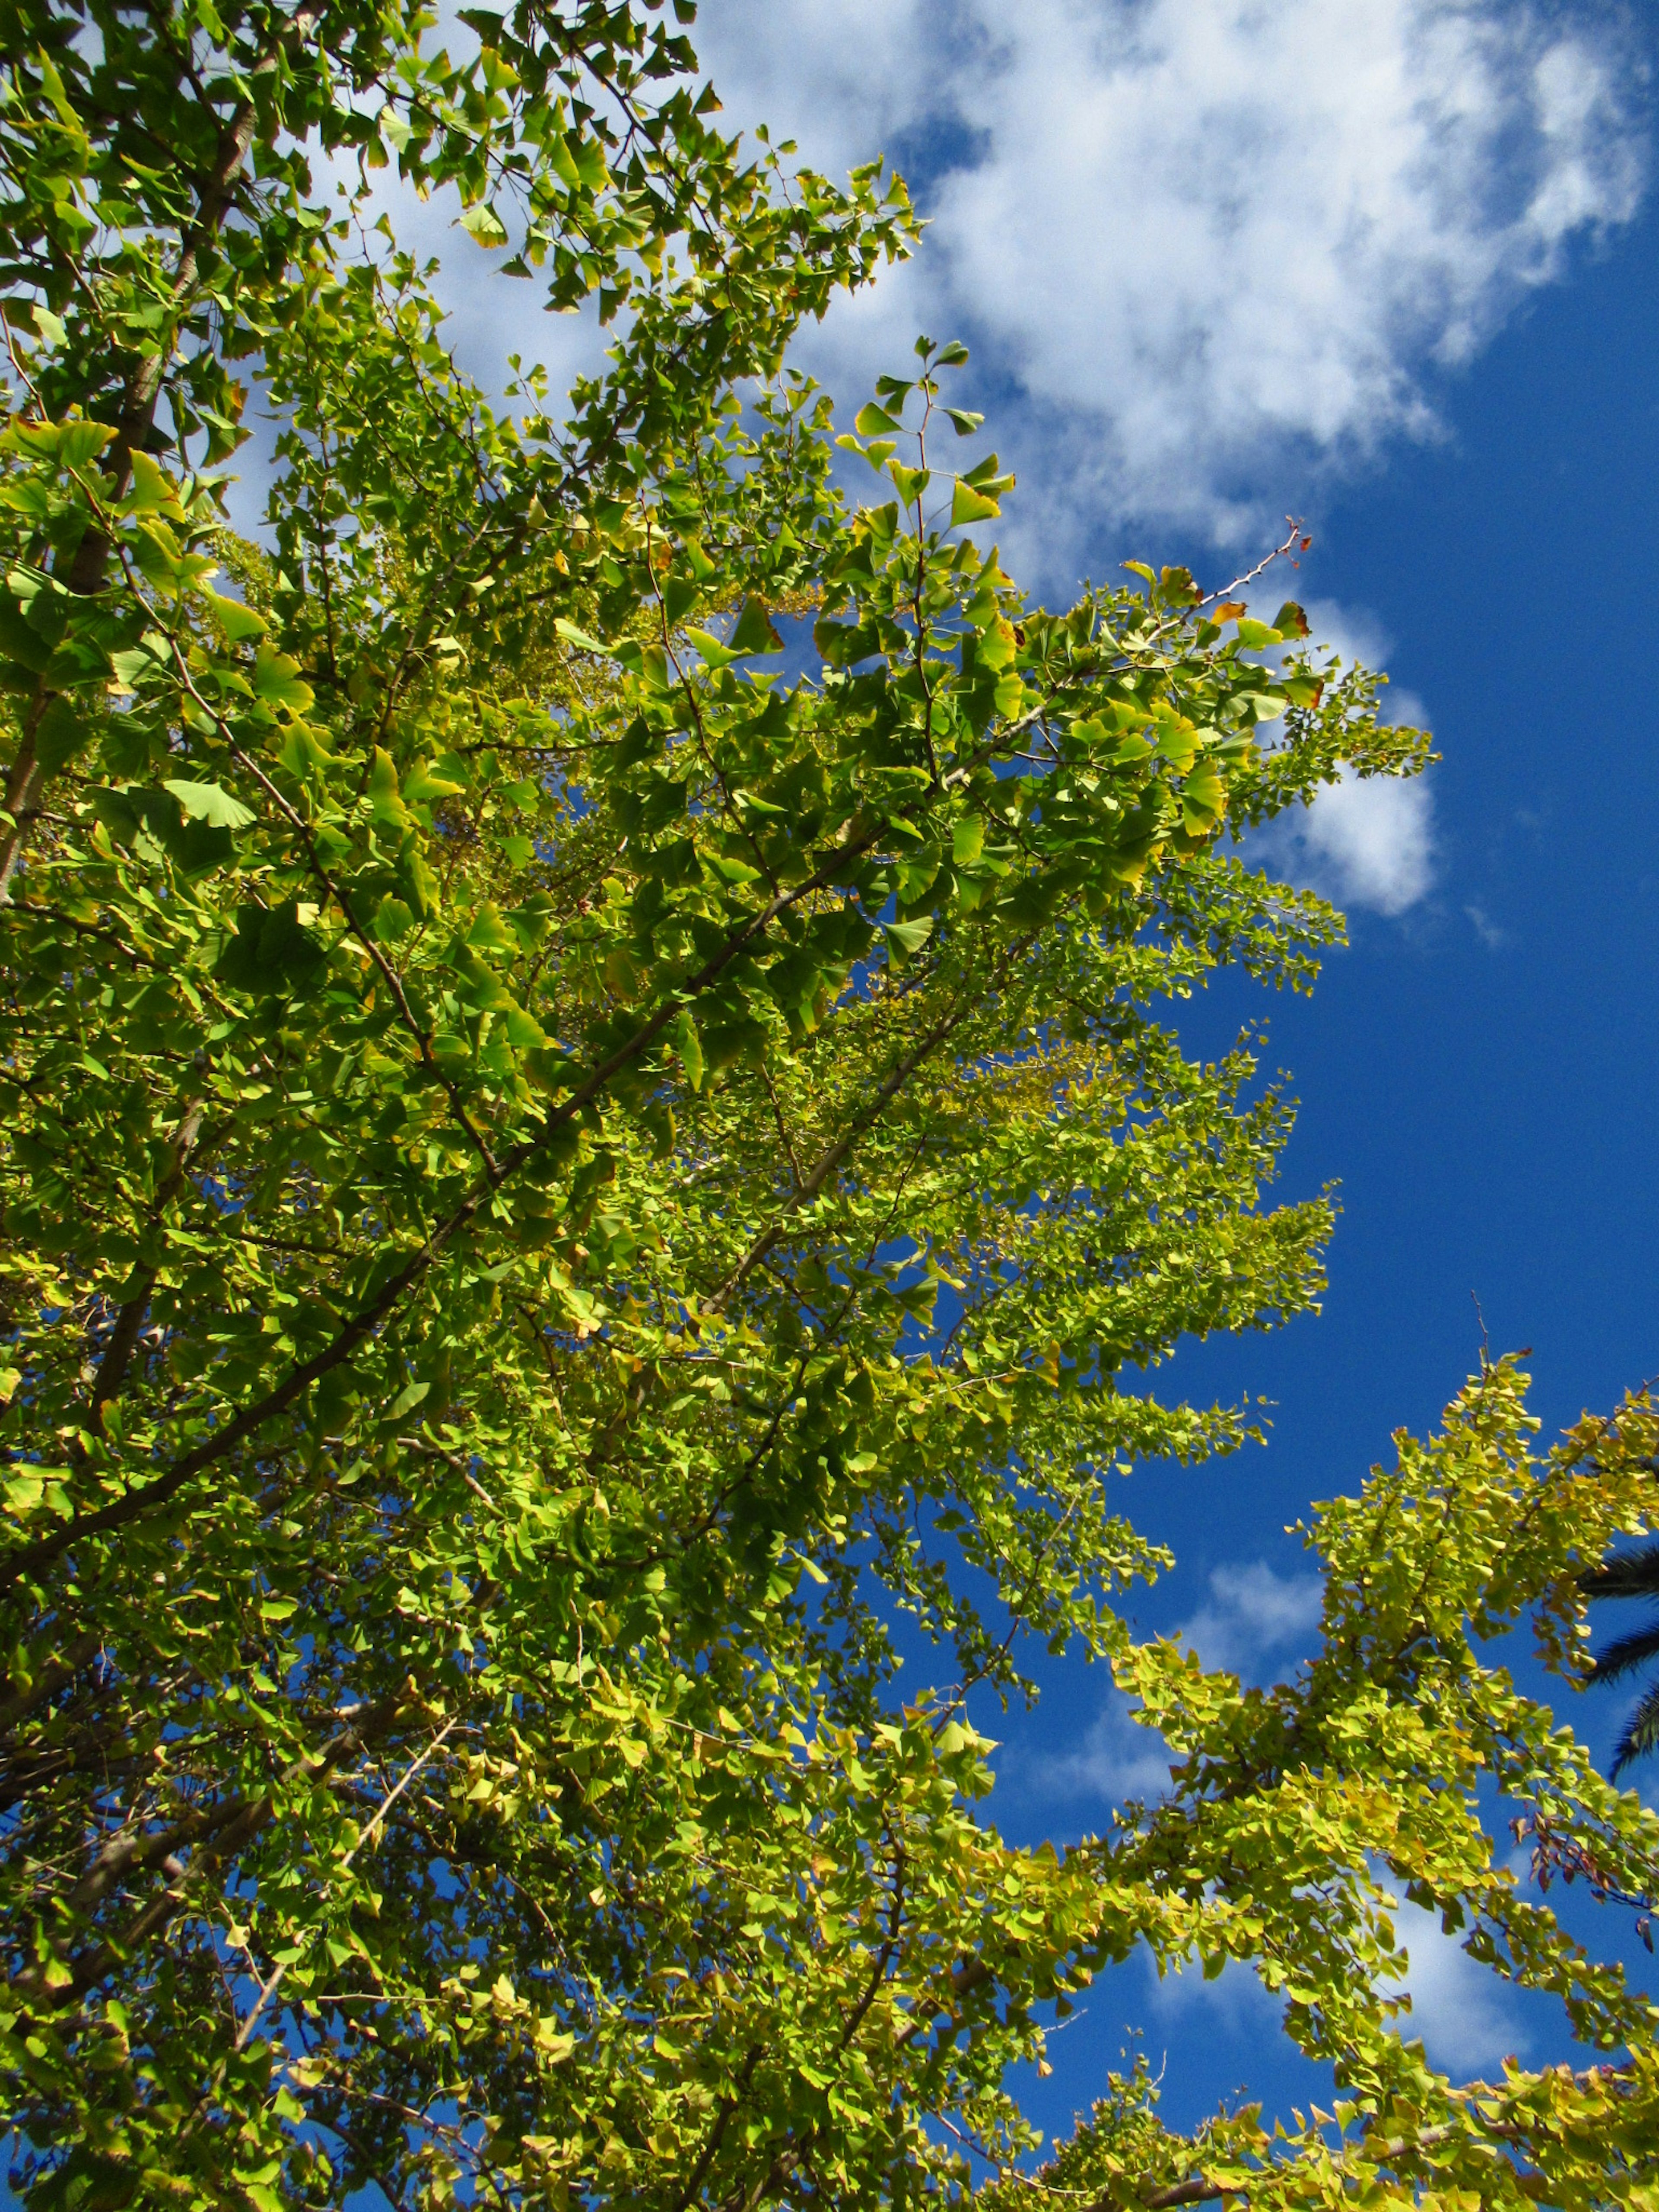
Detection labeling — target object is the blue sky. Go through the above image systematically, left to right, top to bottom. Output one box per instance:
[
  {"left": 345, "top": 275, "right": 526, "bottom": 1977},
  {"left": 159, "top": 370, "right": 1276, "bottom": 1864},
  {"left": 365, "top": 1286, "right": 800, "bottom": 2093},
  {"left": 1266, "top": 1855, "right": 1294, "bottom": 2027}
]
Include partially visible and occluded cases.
[{"left": 671, "top": 0, "right": 1659, "bottom": 2158}]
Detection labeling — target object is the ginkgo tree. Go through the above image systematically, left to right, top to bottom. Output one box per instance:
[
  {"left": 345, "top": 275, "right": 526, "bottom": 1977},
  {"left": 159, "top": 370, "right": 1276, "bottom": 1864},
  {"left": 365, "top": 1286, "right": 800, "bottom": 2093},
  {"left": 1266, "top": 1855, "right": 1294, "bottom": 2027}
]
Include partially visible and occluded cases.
[{"left": 3, "top": 3, "right": 1658, "bottom": 2209}]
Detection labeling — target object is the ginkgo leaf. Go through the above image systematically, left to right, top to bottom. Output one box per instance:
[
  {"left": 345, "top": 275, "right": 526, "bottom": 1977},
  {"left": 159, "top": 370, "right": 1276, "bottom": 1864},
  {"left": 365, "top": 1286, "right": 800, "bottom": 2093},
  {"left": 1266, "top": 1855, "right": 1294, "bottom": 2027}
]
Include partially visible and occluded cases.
[
  {"left": 460, "top": 201, "right": 510, "bottom": 247},
  {"left": 952, "top": 480, "right": 1000, "bottom": 524},
  {"left": 201, "top": 585, "right": 267, "bottom": 641},
  {"left": 728, "top": 595, "right": 782, "bottom": 655},
  {"left": 252, "top": 646, "right": 314, "bottom": 714},
  {"left": 161, "top": 779, "right": 256, "bottom": 829},
  {"left": 884, "top": 914, "right": 934, "bottom": 957}
]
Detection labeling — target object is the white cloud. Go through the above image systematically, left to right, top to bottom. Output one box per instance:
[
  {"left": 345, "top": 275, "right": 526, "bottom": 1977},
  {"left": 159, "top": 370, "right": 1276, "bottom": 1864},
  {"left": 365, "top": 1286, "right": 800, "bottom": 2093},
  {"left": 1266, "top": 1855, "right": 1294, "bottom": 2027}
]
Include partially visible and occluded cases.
[
  {"left": 217, "top": 0, "right": 1630, "bottom": 938},
  {"left": 693, "top": 0, "right": 931, "bottom": 185},
  {"left": 697, "top": 0, "right": 1647, "bottom": 566},
  {"left": 243, "top": 3, "right": 1645, "bottom": 593},
  {"left": 1248, "top": 597, "right": 1438, "bottom": 914},
  {"left": 1261, "top": 764, "right": 1437, "bottom": 916},
  {"left": 1179, "top": 1557, "right": 1325, "bottom": 1679},
  {"left": 1015, "top": 1691, "right": 1178, "bottom": 1807},
  {"left": 1382, "top": 1897, "right": 1529, "bottom": 2074},
  {"left": 1146, "top": 1948, "right": 1285, "bottom": 2038}
]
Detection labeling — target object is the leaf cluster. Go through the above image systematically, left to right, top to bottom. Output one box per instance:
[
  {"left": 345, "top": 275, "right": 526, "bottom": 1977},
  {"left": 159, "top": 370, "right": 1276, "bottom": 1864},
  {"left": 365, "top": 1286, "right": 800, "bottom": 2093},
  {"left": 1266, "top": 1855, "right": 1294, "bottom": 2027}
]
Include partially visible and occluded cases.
[{"left": 1, "top": 9, "right": 1643, "bottom": 2212}]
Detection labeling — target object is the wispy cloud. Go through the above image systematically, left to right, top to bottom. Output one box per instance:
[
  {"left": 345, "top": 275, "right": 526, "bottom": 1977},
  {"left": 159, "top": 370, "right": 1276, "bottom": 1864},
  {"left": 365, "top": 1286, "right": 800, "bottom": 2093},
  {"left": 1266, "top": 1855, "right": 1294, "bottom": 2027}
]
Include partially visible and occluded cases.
[
  {"left": 698, "top": 0, "right": 1647, "bottom": 569},
  {"left": 291, "top": 2, "right": 1647, "bottom": 589},
  {"left": 245, "top": 3, "right": 1634, "bottom": 934},
  {"left": 278, "top": 8, "right": 1646, "bottom": 588},
  {"left": 1257, "top": 764, "right": 1437, "bottom": 916},
  {"left": 1011, "top": 1555, "right": 1323, "bottom": 1813},
  {"left": 1179, "top": 1557, "right": 1325, "bottom": 1679},
  {"left": 1013, "top": 1692, "right": 1178, "bottom": 1809},
  {"left": 1139, "top": 1884, "right": 1527, "bottom": 2074},
  {"left": 1144, "top": 1949, "right": 1285, "bottom": 2039}
]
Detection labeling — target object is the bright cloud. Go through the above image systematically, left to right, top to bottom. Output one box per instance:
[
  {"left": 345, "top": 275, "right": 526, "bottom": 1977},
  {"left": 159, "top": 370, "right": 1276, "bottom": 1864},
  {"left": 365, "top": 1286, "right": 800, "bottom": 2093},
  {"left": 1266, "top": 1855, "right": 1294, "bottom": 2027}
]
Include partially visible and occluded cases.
[
  {"left": 698, "top": 0, "right": 1646, "bottom": 554},
  {"left": 238, "top": 1, "right": 1636, "bottom": 925},
  {"left": 289, "top": 2, "right": 1646, "bottom": 581},
  {"left": 688, "top": 2, "right": 1641, "bottom": 923},
  {"left": 1247, "top": 597, "right": 1438, "bottom": 914},
  {"left": 1265, "top": 767, "right": 1437, "bottom": 917},
  {"left": 1013, "top": 1555, "right": 1323, "bottom": 1811},
  {"left": 1179, "top": 1557, "right": 1325, "bottom": 1678},
  {"left": 1016, "top": 1692, "right": 1178, "bottom": 1808},
  {"left": 1142, "top": 1886, "right": 1527, "bottom": 2071},
  {"left": 1383, "top": 1896, "right": 1529, "bottom": 2074},
  {"left": 1145, "top": 1949, "right": 1285, "bottom": 2037}
]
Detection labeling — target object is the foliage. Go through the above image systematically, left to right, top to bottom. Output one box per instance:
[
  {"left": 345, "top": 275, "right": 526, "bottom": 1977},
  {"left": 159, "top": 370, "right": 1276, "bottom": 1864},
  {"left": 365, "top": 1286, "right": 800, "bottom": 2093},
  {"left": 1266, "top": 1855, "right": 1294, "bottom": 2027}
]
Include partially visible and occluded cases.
[
  {"left": 1, "top": 3, "right": 1656, "bottom": 2210},
  {"left": 995, "top": 1363, "right": 1659, "bottom": 2212},
  {"left": 1580, "top": 1540, "right": 1659, "bottom": 1775}
]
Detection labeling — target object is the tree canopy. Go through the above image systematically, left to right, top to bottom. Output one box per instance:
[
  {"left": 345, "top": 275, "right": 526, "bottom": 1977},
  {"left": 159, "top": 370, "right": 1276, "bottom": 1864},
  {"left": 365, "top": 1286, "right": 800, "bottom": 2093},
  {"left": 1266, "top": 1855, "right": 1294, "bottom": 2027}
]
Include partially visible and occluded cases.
[{"left": 2, "top": 3, "right": 1658, "bottom": 2209}]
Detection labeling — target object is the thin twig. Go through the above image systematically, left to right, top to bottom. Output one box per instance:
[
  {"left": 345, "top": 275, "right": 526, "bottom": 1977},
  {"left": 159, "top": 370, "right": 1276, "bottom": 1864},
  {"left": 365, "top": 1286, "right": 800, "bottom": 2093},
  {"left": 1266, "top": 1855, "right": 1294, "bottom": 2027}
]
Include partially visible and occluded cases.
[
  {"left": 1198, "top": 518, "right": 1307, "bottom": 610},
  {"left": 232, "top": 1714, "right": 457, "bottom": 2051}
]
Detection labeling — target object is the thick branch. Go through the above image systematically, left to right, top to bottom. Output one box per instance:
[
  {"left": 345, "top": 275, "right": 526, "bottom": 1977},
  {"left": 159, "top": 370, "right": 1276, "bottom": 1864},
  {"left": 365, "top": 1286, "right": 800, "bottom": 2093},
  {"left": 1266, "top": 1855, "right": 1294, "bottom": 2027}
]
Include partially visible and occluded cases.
[{"left": 0, "top": 3, "right": 321, "bottom": 901}]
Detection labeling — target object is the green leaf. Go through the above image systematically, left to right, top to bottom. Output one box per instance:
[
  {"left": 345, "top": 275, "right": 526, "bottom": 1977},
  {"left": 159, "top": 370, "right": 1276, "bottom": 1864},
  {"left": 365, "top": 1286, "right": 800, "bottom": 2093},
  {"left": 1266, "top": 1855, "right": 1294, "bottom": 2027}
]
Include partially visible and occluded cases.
[
  {"left": 569, "top": 132, "right": 609, "bottom": 191},
  {"left": 460, "top": 202, "right": 511, "bottom": 248},
  {"left": 854, "top": 402, "right": 901, "bottom": 436},
  {"left": 941, "top": 408, "right": 984, "bottom": 436},
  {"left": 60, "top": 420, "right": 114, "bottom": 468},
  {"left": 123, "top": 450, "right": 181, "bottom": 515},
  {"left": 961, "top": 453, "right": 1011, "bottom": 490},
  {"left": 952, "top": 481, "right": 1000, "bottom": 524},
  {"left": 661, "top": 574, "right": 699, "bottom": 627},
  {"left": 201, "top": 585, "right": 267, "bottom": 642},
  {"left": 729, "top": 596, "right": 783, "bottom": 655},
  {"left": 554, "top": 619, "right": 612, "bottom": 657},
  {"left": 685, "top": 627, "right": 739, "bottom": 670},
  {"left": 107, "top": 645, "right": 154, "bottom": 690},
  {"left": 252, "top": 646, "right": 315, "bottom": 715},
  {"left": 1279, "top": 673, "right": 1325, "bottom": 710},
  {"left": 35, "top": 696, "right": 95, "bottom": 774},
  {"left": 404, "top": 758, "right": 466, "bottom": 804},
  {"left": 1182, "top": 764, "right": 1227, "bottom": 832},
  {"left": 162, "top": 779, "right": 256, "bottom": 830},
  {"left": 952, "top": 816, "right": 985, "bottom": 867},
  {"left": 375, "top": 895, "right": 416, "bottom": 942},
  {"left": 215, "top": 902, "right": 327, "bottom": 992},
  {"left": 884, "top": 914, "right": 934, "bottom": 958},
  {"left": 671, "top": 1011, "right": 704, "bottom": 1091},
  {"left": 385, "top": 1379, "right": 432, "bottom": 1421}
]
